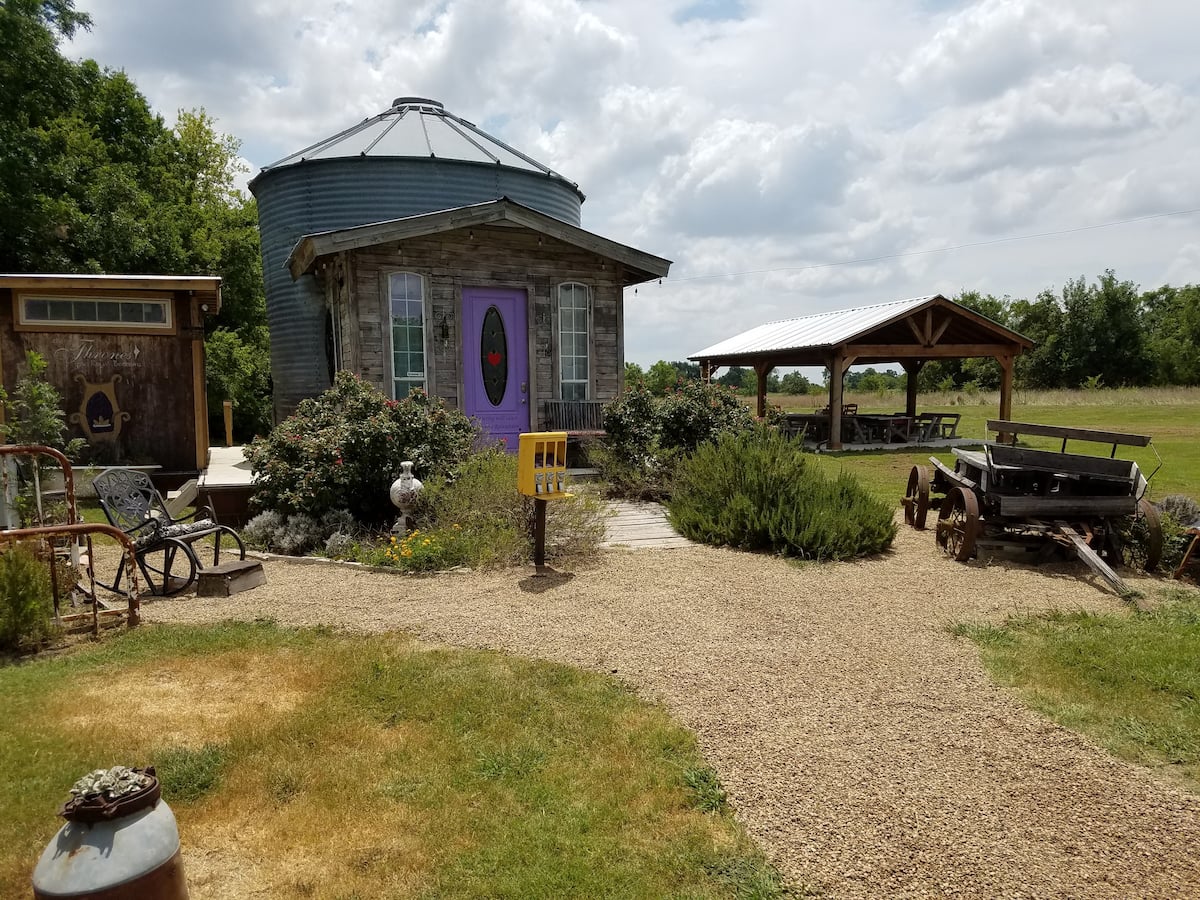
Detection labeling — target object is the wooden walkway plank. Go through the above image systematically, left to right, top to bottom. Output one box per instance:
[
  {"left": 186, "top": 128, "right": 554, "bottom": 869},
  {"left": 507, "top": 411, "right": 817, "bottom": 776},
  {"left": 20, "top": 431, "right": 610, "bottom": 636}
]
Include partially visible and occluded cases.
[{"left": 602, "top": 500, "right": 696, "bottom": 550}]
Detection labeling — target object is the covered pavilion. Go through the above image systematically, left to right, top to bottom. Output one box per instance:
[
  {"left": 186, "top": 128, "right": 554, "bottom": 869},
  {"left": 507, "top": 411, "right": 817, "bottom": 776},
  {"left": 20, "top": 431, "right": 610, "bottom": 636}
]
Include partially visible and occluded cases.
[{"left": 689, "top": 294, "right": 1033, "bottom": 449}]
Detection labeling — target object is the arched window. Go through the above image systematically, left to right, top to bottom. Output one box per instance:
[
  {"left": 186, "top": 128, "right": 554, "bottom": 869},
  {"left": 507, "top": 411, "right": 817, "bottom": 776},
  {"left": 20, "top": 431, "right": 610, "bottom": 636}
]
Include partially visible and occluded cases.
[
  {"left": 389, "top": 272, "right": 426, "bottom": 398},
  {"left": 558, "top": 282, "right": 590, "bottom": 401}
]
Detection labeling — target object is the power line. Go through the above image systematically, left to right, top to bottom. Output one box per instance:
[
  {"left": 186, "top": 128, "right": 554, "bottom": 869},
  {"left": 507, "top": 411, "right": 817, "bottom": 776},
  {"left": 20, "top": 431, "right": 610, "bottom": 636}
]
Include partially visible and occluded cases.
[{"left": 638, "top": 206, "right": 1200, "bottom": 288}]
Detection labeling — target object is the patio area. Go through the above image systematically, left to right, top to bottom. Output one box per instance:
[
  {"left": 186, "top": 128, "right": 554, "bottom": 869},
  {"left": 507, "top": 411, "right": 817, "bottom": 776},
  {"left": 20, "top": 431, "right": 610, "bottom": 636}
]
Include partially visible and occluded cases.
[{"left": 782, "top": 408, "right": 966, "bottom": 449}]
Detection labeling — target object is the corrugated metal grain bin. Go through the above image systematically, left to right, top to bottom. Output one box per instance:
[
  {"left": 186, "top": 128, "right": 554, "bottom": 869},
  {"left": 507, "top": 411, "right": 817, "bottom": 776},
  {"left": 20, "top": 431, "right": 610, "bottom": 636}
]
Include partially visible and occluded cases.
[{"left": 249, "top": 97, "right": 585, "bottom": 420}]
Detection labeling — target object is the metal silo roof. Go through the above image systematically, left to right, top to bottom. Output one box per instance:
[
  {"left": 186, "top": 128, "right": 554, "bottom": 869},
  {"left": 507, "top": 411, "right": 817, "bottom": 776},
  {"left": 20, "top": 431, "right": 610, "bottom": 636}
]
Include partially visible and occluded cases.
[
  {"left": 258, "top": 97, "right": 584, "bottom": 200},
  {"left": 692, "top": 296, "right": 943, "bottom": 358}
]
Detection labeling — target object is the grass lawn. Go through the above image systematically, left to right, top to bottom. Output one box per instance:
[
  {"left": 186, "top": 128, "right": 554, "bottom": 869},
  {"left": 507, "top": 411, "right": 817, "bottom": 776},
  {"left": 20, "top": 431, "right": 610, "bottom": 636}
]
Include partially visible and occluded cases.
[
  {"left": 768, "top": 386, "right": 1200, "bottom": 505},
  {"left": 950, "top": 587, "right": 1200, "bottom": 791},
  {"left": 0, "top": 622, "right": 790, "bottom": 899}
]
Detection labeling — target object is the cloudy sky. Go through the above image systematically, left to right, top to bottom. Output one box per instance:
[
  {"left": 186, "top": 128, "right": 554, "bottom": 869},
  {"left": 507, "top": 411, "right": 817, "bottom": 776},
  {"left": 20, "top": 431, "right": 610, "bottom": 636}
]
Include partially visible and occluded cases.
[{"left": 67, "top": 0, "right": 1200, "bottom": 367}]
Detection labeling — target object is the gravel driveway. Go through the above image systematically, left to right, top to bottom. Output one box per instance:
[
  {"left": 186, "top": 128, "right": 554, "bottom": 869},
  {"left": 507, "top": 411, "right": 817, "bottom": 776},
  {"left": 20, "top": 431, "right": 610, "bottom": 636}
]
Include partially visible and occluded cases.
[{"left": 142, "top": 518, "right": 1200, "bottom": 898}]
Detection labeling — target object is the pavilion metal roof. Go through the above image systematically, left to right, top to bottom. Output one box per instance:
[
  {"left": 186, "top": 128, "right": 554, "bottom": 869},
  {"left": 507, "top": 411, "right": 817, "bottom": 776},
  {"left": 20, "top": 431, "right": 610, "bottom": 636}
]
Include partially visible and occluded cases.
[
  {"left": 690, "top": 294, "right": 1031, "bottom": 365},
  {"left": 692, "top": 296, "right": 942, "bottom": 359}
]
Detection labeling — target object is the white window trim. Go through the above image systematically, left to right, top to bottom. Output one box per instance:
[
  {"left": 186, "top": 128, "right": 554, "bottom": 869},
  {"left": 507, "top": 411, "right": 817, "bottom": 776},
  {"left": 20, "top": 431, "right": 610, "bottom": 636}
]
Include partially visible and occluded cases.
[
  {"left": 386, "top": 271, "right": 429, "bottom": 399},
  {"left": 556, "top": 282, "right": 591, "bottom": 401},
  {"left": 15, "top": 292, "right": 174, "bottom": 334}
]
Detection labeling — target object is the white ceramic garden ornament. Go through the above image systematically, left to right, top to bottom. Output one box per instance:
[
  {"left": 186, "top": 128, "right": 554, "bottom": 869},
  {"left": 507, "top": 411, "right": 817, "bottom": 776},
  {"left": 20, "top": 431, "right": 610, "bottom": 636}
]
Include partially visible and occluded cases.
[{"left": 389, "top": 461, "right": 423, "bottom": 534}]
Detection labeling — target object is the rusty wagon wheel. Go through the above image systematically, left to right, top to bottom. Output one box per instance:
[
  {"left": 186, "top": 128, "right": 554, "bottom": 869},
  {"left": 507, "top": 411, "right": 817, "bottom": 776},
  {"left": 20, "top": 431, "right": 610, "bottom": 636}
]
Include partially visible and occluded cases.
[
  {"left": 903, "top": 465, "right": 931, "bottom": 529},
  {"left": 936, "top": 486, "right": 979, "bottom": 562},
  {"left": 1117, "top": 498, "right": 1164, "bottom": 572}
]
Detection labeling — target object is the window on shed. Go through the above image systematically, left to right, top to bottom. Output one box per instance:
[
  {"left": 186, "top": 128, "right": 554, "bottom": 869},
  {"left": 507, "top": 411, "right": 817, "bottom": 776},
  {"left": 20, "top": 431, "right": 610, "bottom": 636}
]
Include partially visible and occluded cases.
[
  {"left": 389, "top": 272, "right": 426, "bottom": 398},
  {"left": 558, "top": 282, "right": 590, "bottom": 401},
  {"left": 17, "top": 294, "right": 172, "bottom": 333}
]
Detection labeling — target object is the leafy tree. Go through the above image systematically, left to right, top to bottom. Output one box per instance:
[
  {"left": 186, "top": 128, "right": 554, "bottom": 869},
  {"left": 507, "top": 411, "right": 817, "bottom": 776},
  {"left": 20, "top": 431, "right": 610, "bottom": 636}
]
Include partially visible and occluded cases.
[
  {"left": 0, "top": 0, "right": 271, "bottom": 441},
  {"left": 1056, "top": 271, "right": 1148, "bottom": 388},
  {"left": 1144, "top": 284, "right": 1200, "bottom": 385},
  {"left": 1008, "top": 291, "right": 1066, "bottom": 388},
  {"left": 205, "top": 329, "right": 272, "bottom": 440},
  {"left": 0, "top": 351, "right": 84, "bottom": 457},
  {"left": 645, "top": 360, "right": 680, "bottom": 394},
  {"left": 668, "top": 360, "right": 700, "bottom": 381},
  {"left": 623, "top": 361, "right": 645, "bottom": 385},
  {"left": 715, "top": 366, "right": 747, "bottom": 389},
  {"left": 847, "top": 367, "right": 902, "bottom": 393},
  {"left": 779, "top": 371, "right": 812, "bottom": 394}
]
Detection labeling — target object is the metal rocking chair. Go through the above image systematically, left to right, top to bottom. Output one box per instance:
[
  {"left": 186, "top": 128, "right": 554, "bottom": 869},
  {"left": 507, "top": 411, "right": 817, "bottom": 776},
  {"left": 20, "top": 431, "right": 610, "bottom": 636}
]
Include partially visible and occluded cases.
[{"left": 92, "top": 467, "right": 246, "bottom": 596}]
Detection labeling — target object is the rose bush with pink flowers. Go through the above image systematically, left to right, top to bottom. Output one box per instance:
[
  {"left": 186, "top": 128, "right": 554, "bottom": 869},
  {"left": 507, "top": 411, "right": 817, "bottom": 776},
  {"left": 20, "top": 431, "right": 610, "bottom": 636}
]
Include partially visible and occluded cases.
[{"left": 245, "top": 372, "right": 476, "bottom": 524}]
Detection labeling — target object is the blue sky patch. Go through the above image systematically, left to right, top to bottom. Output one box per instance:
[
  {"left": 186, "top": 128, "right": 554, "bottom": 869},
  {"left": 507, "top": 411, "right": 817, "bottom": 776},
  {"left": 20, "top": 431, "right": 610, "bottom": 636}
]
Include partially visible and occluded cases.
[{"left": 674, "top": 0, "right": 747, "bottom": 24}]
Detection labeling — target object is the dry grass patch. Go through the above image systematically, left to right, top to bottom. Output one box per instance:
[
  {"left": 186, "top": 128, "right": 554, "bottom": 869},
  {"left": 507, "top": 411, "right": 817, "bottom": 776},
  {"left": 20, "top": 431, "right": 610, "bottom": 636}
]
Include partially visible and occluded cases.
[
  {"left": 1, "top": 622, "right": 792, "bottom": 899},
  {"left": 46, "top": 648, "right": 319, "bottom": 749}
]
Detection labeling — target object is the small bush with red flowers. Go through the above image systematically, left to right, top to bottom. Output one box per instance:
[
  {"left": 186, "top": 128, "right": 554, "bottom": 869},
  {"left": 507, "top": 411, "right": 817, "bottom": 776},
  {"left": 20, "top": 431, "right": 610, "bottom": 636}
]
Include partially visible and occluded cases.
[{"left": 245, "top": 372, "right": 477, "bottom": 525}]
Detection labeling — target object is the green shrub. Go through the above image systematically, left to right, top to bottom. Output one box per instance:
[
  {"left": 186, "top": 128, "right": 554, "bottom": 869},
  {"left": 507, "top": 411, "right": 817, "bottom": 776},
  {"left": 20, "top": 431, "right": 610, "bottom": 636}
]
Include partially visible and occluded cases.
[
  {"left": 0, "top": 351, "right": 87, "bottom": 526},
  {"left": 244, "top": 372, "right": 477, "bottom": 524},
  {"left": 598, "top": 380, "right": 759, "bottom": 499},
  {"left": 668, "top": 426, "right": 897, "bottom": 559},
  {"left": 344, "top": 449, "right": 606, "bottom": 572},
  {"left": 0, "top": 544, "right": 59, "bottom": 652}
]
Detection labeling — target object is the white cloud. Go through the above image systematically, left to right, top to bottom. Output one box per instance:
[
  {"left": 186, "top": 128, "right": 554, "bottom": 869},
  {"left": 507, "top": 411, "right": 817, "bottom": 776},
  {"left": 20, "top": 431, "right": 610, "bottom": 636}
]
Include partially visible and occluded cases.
[
  {"left": 63, "top": 0, "right": 1200, "bottom": 364},
  {"left": 899, "top": 0, "right": 1109, "bottom": 102},
  {"left": 901, "top": 64, "right": 1189, "bottom": 183}
]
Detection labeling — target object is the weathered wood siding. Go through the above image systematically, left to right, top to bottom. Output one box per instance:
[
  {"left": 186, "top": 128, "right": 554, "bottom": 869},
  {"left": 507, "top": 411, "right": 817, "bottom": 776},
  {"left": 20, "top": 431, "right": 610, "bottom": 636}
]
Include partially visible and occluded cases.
[
  {"left": 332, "top": 225, "right": 626, "bottom": 429},
  {"left": 0, "top": 289, "right": 206, "bottom": 473}
]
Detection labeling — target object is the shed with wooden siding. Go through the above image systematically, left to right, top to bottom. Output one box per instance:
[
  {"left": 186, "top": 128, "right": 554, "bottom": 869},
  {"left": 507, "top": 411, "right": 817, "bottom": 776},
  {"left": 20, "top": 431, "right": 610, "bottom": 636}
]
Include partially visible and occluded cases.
[{"left": 0, "top": 273, "right": 220, "bottom": 477}]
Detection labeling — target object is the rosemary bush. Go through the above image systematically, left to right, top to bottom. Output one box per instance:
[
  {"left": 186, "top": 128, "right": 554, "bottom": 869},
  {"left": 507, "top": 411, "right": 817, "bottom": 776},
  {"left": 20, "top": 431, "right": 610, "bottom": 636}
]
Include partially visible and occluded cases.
[
  {"left": 668, "top": 426, "right": 897, "bottom": 560},
  {"left": 0, "top": 544, "right": 58, "bottom": 652}
]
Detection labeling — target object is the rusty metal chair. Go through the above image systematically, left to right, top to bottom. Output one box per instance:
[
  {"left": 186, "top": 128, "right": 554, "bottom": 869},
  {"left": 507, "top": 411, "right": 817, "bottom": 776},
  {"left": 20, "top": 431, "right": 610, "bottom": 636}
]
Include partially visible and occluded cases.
[{"left": 92, "top": 467, "right": 246, "bottom": 596}]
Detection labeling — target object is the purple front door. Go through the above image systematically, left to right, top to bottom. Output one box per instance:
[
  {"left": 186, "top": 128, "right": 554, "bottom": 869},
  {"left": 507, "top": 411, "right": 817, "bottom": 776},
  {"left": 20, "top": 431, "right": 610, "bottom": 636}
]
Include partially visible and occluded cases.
[{"left": 462, "top": 287, "right": 529, "bottom": 449}]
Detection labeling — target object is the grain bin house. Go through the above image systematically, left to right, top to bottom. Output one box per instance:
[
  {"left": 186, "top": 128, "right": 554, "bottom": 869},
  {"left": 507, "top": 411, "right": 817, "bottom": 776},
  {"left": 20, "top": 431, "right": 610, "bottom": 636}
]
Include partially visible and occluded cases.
[{"left": 250, "top": 97, "right": 671, "bottom": 446}]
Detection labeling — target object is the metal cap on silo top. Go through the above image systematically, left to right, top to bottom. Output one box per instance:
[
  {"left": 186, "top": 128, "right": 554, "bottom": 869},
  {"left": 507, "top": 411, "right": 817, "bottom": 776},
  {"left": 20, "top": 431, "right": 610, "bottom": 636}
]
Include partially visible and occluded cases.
[{"left": 254, "top": 96, "right": 584, "bottom": 200}]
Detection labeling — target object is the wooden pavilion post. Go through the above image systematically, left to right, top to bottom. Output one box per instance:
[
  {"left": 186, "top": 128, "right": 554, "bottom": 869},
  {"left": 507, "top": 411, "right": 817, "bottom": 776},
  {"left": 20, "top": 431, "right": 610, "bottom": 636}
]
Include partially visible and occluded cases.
[
  {"left": 829, "top": 352, "right": 845, "bottom": 450},
  {"left": 996, "top": 354, "right": 1014, "bottom": 442},
  {"left": 902, "top": 360, "right": 924, "bottom": 418},
  {"left": 754, "top": 362, "right": 773, "bottom": 418}
]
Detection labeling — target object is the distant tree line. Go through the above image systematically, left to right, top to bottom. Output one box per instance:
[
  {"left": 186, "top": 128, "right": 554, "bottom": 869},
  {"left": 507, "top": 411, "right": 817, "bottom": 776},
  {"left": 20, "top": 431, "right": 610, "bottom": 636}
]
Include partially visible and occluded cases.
[
  {"left": 1, "top": 0, "right": 272, "bottom": 439},
  {"left": 628, "top": 272, "right": 1200, "bottom": 396},
  {"left": 929, "top": 275, "right": 1200, "bottom": 391}
]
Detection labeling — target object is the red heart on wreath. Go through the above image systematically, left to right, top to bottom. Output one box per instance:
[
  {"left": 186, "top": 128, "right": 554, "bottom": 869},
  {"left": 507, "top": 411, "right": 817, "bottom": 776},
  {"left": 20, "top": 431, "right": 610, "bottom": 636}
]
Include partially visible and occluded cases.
[{"left": 487, "top": 351, "right": 502, "bottom": 366}]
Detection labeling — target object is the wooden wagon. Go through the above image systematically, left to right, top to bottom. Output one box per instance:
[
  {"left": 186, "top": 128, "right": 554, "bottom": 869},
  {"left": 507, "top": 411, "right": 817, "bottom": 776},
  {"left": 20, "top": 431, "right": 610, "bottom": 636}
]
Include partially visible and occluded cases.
[{"left": 902, "top": 420, "right": 1163, "bottom": 594}]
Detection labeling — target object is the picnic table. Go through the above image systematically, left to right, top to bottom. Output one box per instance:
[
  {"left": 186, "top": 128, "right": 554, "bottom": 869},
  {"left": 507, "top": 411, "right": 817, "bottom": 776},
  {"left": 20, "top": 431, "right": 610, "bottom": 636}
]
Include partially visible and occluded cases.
[{"left": 783, "top": 411, "right": 959, "bottom": 445}]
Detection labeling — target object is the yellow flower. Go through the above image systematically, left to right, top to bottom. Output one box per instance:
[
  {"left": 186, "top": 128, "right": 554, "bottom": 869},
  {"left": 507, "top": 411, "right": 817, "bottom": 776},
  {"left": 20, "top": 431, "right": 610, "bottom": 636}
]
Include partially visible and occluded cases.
[{"left": 422, "top": 539, "right": 431, "bottom": 546}]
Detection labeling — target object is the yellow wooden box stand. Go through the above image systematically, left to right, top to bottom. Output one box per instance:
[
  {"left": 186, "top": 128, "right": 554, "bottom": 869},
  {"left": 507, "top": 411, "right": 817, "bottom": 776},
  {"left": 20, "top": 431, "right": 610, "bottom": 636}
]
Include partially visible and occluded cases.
[
  {"left": 517, "top": 432, "right": 570, "bottom": 499},
  {"left": 518, "top": 432, "right": 571, "bottom": 573}
]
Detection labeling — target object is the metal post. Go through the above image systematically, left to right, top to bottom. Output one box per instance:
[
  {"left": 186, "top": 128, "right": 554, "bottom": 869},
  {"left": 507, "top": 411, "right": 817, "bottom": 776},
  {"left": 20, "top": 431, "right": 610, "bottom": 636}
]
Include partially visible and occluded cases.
[{"left": 533, "top": 498, "right": 548, "bottom": 575}]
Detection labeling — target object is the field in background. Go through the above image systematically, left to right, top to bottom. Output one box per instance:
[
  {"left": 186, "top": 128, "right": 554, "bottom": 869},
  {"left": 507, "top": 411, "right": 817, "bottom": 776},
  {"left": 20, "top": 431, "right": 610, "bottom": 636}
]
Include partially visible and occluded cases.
[{"left": 766, "top": 387, "right": 1200, "bottom": 504}]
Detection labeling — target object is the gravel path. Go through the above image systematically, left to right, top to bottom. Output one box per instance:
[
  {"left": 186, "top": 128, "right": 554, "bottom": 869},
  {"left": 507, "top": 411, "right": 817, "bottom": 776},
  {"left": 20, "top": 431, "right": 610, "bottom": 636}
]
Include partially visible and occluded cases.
[{"left": 141, "top": 519, "right": 1200, "bottom": 898}]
